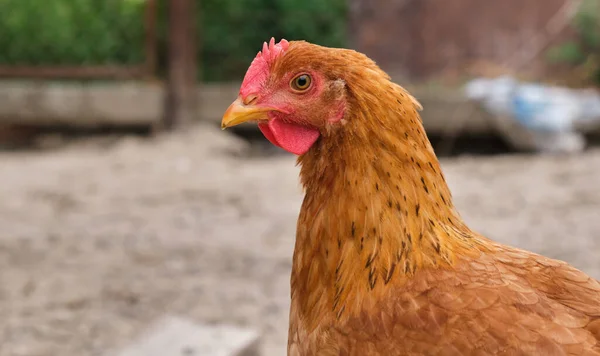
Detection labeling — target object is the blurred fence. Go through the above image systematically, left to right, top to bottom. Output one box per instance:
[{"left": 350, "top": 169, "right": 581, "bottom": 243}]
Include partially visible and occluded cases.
[
  {"left": 0, "top": 0, "right": 597, "bottom": 135},
  {"left": 0, "top": 0, "right": 347, "bottom": 130},
  {"left": 0, "top": 0, "right": 195, "bottom": 129}
]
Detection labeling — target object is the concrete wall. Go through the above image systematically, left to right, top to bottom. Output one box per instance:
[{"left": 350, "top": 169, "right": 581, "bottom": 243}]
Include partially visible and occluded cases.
[
  {"left": 0, "top": 81, "right": 495, "bottom": 135},
  {"left": 0, "top": 81, "right": 164, "bottom": 126}
]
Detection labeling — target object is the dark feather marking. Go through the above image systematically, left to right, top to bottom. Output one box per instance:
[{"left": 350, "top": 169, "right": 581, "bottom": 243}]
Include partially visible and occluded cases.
[
  {"left": 427, "top": 161, "right": 436, "bottom": 173},
  {"left": 421, "top": 177, "right": 430, "bottom": 193},
  {"left": 376, "top": 183, "right": 379, "bottom": 191},
  {"left": 387, "top": 199, "right": 392, "bottom": 208},
  {"left": 395, "top": 202, "right": 401, "bottom": 211},
  {"left": 415, "top": 204, "right": 420, "bottom": 216},
  {"left": 429, "top": 219, "right": 436, "bottom": 227},
  {"left": 351, "top": 221, "right": 356, "bottom": 237},
  {"left": 407, "top": 233, "right": 412, "bottom": 243},
  {"left": 360, "top": 237, "right": 364, "bottom": 251},
  {"left": 338, "top": 238, "right": 342, "bottom": 249},
  {"left": 365, "top": 251, "right": 378, "bottom": 268},
  {"left": 336, "top": 259, "right": 343, "bottom": 276},
  {"left": 404, "top": 261, "right": 411, "bottom": 274},
  {"left": 385, "top": 262, "right": 396, "bottom": 284},
  {"left": 368, "top": 267, "right": 375, "bottom": 282},
  {"left": 368, "top": 268, "right": 378, "bottom": 290},
  {"left": 333, "top": 286, "right": 344, "bottom": 310},
  {"left": 334, "top": 286, "right": 344, "bottom": 301},
  {"left": 336, "top": 305, "right": 346, "bottom": 320}
]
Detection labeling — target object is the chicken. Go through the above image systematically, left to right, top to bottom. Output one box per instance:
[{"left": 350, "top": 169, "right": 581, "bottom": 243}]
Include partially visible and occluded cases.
[{"left": 221, "top": 38, "right": 600, "bottom": 355}]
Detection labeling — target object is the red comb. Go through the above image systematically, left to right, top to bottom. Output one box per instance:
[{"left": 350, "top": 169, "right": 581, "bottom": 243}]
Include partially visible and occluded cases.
[
  {"left": 259, "top": 37, "right": 289, "bottom": 65},
  {"left": 240, "top": 38, "right": 289, "bottom": 98}
]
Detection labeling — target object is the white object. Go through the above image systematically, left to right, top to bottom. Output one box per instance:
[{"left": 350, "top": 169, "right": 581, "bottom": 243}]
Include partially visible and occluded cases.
[{"left": 465, "top": 76, "right": 600, "bottom": 153}]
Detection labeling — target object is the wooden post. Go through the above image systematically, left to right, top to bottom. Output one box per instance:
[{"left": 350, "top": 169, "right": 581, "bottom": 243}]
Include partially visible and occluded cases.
[
  {"left": 144, "top": 0, "right": 158, "bottom": 78},
  {"left": 163, "top": 0, "right": 198, "bottom": 130},
  {"left": 346, "top": 0, "right": 361, "bottom": 49}
]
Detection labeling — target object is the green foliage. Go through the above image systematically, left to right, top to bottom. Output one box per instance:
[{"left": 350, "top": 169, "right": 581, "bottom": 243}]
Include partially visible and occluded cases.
[
  {"left": 0, "top": 0, "right": 348, "bottom": 81},
  {"left": 0, "top": 0, "right": 146, "bottom": 65},
  {"left": 198, "top": 0, "right": 347, "bottom": 81},
  {"left": 546, "top": 0, "right": 600, "bottom": 86},
  {"left": 575, "top": 0, "right": 600, "bottom": 47},
  {"left": 547, "top": 41, "right": 585, "bottom": 64}
]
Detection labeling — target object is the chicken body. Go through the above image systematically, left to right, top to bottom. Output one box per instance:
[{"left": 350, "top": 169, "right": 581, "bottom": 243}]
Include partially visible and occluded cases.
[{"left": 221, "top": 39, "right": 600, "bottom": 355}]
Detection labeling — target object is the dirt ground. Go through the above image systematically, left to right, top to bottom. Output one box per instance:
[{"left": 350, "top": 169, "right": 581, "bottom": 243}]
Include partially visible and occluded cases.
[{"left": 1, "top": 124, "right": 599, "bottom": 356}]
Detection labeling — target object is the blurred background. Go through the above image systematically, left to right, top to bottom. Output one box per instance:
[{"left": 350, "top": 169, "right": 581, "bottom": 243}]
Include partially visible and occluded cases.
[{"left": 0, "top": 0, "right": 599, "bottom": 355}]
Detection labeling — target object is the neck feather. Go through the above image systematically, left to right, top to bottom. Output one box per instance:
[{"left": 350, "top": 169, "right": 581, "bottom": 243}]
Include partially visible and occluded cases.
[{"left": 291, "top": 80, "right": 482, "bottom": 325}]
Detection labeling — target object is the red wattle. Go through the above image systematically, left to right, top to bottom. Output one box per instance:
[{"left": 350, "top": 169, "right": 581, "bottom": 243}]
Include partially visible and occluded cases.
[{"left": 258, "top": 118, "right": 320, "bottom": 155}]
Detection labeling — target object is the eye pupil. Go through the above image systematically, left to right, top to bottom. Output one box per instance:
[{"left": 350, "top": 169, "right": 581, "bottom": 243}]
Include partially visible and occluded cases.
[{"left": 291, "top": 74, "right": 311, "bottom": 91}]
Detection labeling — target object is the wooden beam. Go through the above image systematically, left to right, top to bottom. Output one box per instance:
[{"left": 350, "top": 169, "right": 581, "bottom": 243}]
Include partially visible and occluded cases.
[
  {"left": 144, "top": 0, "right": 159, "bottom": 77},
  {"left": 163, "top": 0, "right": 198, "bottom": 130},
  {"left": 0, "top": 65, "right": 148, "bottom": 79}
]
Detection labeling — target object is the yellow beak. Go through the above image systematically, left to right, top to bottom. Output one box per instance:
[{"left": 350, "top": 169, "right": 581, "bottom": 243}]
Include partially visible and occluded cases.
[{"left": 221, "top": 97, "right": 275, "bottom": 130}]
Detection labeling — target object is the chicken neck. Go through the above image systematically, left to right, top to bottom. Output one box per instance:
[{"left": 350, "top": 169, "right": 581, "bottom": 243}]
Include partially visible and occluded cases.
[{"left": 291, "top": 83, "right": 480, "bottom": 326}]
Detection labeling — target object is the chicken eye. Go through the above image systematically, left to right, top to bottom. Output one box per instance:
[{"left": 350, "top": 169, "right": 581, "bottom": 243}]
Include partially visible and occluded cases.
[{"left": 290, "top": 74, "right": 312, "bottom": 91}]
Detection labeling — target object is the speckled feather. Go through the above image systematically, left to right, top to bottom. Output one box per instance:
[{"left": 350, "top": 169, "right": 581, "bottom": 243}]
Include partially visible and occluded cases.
[{"left": 254, "top": 41, "right": 600, "bottom": 355}]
